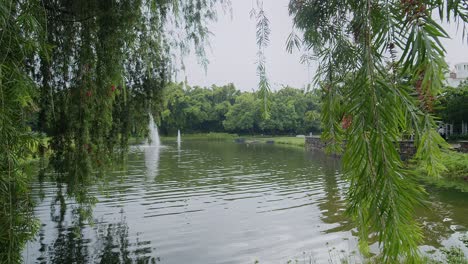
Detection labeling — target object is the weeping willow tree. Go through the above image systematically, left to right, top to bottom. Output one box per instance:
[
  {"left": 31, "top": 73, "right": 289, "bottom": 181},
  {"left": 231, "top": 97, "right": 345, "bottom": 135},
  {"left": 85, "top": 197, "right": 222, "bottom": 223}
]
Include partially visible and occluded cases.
[
  {"left": 1, "top": 0, "right": 226, "bottom": 262},
  {"left": 37, "top": 0, "right": 227, "bottom": 174},
  {"left": 284, "top": 0, "right": 467, "bottom": 262},
  {"left": 0, "top": 1, "right": 48, "bottom": 262}
]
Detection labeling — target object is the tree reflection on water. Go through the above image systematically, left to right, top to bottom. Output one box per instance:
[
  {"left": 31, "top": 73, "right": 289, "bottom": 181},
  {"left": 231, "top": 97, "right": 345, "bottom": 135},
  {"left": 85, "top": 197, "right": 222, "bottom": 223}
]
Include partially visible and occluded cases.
[{"left": 24, "top": 155, "right": 159, "bottom": 264}]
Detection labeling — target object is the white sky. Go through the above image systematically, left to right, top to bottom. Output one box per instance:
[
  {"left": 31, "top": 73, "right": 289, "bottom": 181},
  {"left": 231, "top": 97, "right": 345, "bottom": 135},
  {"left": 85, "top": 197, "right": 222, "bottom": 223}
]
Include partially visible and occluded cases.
[{"left": 181, "top": 0, "right": 468, "bottom": 91}]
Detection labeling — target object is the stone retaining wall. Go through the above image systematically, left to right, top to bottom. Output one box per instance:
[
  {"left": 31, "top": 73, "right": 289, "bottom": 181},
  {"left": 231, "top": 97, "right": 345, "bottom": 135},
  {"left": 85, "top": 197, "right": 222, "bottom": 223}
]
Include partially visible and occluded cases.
[
  {"left": 305, "top": 136, "right": 328, "bottom": 151},
  {"left": 305, "top": 137, "right": 417, "bottom": 160},
  {"left": 306, "top": 137, "right": 468, "bottom": 157},
  {"left": 398, "top": 140, "right": 417, "bottom": 158},
  {"left": 459, "top": 141, "right": 468, "bottom": 153}
]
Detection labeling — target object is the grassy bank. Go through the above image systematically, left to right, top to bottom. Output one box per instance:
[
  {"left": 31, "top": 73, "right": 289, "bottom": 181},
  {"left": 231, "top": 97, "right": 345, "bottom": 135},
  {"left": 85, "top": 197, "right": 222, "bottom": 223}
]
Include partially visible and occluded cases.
[
  {"left": 161, "top": 132, "right": 239, "bottom": 141},
  {"left": 159, "top": 133, "right": 306, "bottom": 147},
  {"left": 241, "top": 136, "right": 306, "bottom": 147},
  {"left": 415, "top": 151, "right": 468, "bottom": 191},
  {"left": 416, "top": 151, "right": 468, "bottom": 181},
  {"left": 438, "top": 151, "right": 468, "bottom": 180}
]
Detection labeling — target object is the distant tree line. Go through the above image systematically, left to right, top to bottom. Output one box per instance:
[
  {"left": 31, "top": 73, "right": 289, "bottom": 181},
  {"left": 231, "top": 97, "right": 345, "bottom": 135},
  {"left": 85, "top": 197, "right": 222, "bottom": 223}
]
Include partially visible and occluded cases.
[{"left": 159, "top": 83, "right": 321, "bottom": 135}]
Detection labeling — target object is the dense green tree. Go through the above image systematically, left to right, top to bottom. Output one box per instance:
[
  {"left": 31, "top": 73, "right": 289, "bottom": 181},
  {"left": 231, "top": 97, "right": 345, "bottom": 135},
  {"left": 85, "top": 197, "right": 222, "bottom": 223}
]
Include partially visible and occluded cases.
[
  {"left": 161, "top": 82, "right": 190, "bottom": 133},
  {"left": 436, "top": 82, "right": 468, "bottom": 129},
  {"left": 160, "top": 83, "right": 321, "bottom": 135},
  {"left": 161, "top": 83, "right": 239, "bottom": 134},
  {"left": 208, "top": 83, "right": 240, "bottom": 130},
  {"left": 258, "top": 87, "right": 321, "bottom": 134},
  {"left": 223, "top": 92, "right": 261, "bottom": 134}
]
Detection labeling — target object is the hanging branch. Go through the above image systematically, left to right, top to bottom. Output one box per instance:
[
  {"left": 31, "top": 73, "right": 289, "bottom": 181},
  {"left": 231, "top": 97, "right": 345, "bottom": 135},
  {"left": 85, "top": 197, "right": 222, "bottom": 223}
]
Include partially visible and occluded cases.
[
  {"left": 251, "top": 0, "right": 271, "bottom": 119},
  {"left": 288, "top": 0, "right": 468, "bottom": 262}
]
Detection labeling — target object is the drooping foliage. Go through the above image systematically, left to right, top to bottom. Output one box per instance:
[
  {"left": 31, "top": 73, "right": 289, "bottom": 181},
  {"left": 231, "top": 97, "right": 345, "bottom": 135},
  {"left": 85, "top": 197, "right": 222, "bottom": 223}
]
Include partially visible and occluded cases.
[
  {"left": 0, "top": 0, "right": 227, "bottom": 262},
  {"left": 0, "top": 0, "right": 47, "bottom": 262},
  {"left": 35, "top": 0, "right": 227, "bottom": 173},
  {"left": 250, "top": 0, "right": 271, "bottom": 119},
  {"left": 287, "top": 0, "right": 467, "bottom": 262},
  {"left": 160, "top": 82, "right": 321, "bottom": 135}
]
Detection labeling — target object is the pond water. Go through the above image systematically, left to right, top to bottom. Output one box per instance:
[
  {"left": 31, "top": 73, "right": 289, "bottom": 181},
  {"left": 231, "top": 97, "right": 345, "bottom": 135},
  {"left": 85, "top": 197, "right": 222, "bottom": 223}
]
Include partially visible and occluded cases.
[{"left": 23, "top": 140, "right": 468, "bottom": 263}]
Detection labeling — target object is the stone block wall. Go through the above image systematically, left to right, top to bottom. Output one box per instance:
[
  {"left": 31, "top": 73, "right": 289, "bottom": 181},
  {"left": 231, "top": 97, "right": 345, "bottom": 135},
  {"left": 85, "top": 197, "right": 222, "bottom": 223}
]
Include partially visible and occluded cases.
[
  {"left": 305, "top": 137, "right": 418, "bottom": 160},
  {"left": 305, "top": 137, "right": 328, "bottom": 151},
  {"left": 398, "top": 141, "right": 417, "bottom": 160},
  {"left": 459, "top": 141, "right": 468, "bottom": 153}
]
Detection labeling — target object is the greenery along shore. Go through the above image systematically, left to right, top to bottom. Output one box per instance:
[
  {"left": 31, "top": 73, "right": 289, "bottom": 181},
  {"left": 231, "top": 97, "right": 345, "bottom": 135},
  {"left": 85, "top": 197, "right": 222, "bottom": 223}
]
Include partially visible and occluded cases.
[
  {"left": 158, "top": 83, "right": 321, "bottom": 136},
  {"left": 164, "top": 133, "right": 307, "bottom": 147}
]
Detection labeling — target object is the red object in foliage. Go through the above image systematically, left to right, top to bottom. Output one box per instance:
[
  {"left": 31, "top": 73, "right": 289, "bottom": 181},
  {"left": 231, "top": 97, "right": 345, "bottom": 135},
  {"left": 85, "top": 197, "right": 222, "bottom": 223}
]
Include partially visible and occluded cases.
[
  {"left": 415, "top": 73, "right": 434, "bottom": 112},
  {"left": 111, "top": 85, "right": 116, "bottom": 92},
  {"left": 86, "top": 90, "right": 92, "bottom": 97},
  {"left": 342, "top": 115, "right": 352, "bottom": 129},
  {"left": 83, "top": 143, "right": 92, "bottom": 153},
  {"left": 83, "top": 143, "right": 91, "bottom": 153}
]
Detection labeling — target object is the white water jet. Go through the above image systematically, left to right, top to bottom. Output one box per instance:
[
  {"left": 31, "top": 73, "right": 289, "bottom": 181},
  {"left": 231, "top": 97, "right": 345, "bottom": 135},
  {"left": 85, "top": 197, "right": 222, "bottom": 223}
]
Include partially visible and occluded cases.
[
  {"left": 145, "top": 114, "right": 161, "bottom": 179},
  {"left": 147, "top": 115, "right": 160, "bottom": 147},
  {"left": 177, "top": 129, "right": 181, "bottom": 147}
]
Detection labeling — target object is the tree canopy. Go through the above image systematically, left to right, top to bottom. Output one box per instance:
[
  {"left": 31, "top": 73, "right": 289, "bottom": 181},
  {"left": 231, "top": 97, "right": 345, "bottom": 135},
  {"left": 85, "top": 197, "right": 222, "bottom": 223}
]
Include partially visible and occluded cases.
[
  {"left": 436, "top": 81, "right": 468, "bottom": 126},
  {"left": 160, "top": 82, "right": 321, "bottom": 135}
]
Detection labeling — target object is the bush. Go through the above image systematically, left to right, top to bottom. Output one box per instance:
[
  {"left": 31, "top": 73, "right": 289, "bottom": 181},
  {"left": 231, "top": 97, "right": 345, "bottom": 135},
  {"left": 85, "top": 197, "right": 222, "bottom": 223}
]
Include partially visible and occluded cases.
[{"left": 440, "top": 151, "right": 468, "bottom": 180}]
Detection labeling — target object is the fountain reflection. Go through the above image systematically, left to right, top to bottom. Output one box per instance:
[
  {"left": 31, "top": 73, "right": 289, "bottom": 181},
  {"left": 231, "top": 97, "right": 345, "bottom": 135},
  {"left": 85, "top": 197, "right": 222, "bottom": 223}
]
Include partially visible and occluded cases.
[
  {"left": 177, "top": 129, "right": 181, "bottom": 148},
  {"left": 144, "top": 145, "right": 160, "bottom": 180}
]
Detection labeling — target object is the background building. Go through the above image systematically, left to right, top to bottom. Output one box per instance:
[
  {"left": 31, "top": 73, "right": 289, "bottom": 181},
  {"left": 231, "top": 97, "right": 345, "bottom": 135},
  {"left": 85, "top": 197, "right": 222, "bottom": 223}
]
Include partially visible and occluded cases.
[{"left": 446, "top": 62, "right": 468, "bottom": 87}]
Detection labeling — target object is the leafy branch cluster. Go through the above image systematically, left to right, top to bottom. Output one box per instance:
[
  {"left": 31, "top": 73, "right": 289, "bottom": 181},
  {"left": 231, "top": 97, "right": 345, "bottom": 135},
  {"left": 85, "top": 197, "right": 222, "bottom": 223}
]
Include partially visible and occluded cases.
[
  {"left": 0, "top": 0, "right": 227, "bottom": 262},
  {"left": 250, "top": 0, "right": 271, "bottom": 119},
  {"left": 287, "top": 0, "right": 467, "bottom": 262},
  {"left": 0, "top": 1, "right": 47, "bottom": 262}
]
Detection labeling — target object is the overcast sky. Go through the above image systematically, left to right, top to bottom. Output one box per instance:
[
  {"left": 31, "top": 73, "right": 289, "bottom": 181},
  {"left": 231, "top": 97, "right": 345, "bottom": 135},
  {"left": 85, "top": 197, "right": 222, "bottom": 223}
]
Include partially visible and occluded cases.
[{"left": 180, "top": 0, "right": 468, "bottom": 91}]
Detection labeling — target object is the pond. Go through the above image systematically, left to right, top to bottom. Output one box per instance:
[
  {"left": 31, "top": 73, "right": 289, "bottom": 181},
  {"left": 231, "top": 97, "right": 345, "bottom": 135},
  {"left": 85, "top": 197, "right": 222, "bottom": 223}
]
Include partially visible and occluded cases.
[{"left": 22, "top": 140, "right": 468, "bottom": 263}]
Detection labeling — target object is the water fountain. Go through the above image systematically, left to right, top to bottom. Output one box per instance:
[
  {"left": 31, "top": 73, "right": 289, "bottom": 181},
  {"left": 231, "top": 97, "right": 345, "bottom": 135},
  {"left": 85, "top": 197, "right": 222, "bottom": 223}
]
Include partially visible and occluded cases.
[
  {"left": 145, "top": 114, "right": 161, "bottom": 179},
  {"left": 147, "top": 114, "right": 160, "bottom": 147},
  {"left": 177, "top": 129, "right": 181, "bottom": 147}
]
